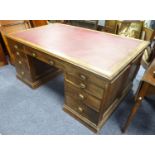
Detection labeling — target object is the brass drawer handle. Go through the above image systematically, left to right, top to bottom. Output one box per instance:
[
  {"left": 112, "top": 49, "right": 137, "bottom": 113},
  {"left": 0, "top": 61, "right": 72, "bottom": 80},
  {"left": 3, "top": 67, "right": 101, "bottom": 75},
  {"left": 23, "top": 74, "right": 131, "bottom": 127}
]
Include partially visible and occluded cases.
[
  {"left": 14, "top": 45, "right": 18, "bottom": 49},
  {"left": 16, "top": 52, "right": 20, "bottom": 56},
  {"left": 32, "top": 53, "right": 37, "bottom": 57},
  {"left": 18, "top": 60, "right": 22, "bottom": 64},
  {"left": 49, "top": 60, "right": 54, "bottom": 66},
  {"left": 21, "top": 71, "right": 24, "bottom": 76},
  {"left": 80, "top": 74, "right": 87, "bottom": 80},
  {"left": 80, "top": 83, "right": 86, "bottom": 89},
  {"left": 79, "top": 94, "right": 85, "bottom": 100},
  {"left": 78, "top": 107, "right": 84, "bottom": 113}
]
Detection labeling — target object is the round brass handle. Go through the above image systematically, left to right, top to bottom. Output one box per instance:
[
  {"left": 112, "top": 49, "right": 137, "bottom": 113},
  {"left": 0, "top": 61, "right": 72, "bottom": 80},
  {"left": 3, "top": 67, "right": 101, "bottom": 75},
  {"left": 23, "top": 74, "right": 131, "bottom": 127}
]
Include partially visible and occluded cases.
[
  {"left": 14, "top": 45, "right": 18, "bottom": 49},
  {"left": 16, "top": 52, "right": 20, "bottom": 56},
  {"left": 32, "top": 53, "right": 37, "bottom": 57},
  {"left": 49, "top": 60, "right": 54, "bottom": 66},
  {"left": 18, "top": 61, "right": 22, "bottom": 64},
  {"left": 21, "top": 71, "right": 24, "bottom": 76},
  {"left": 153, "top": 71, "right": 155, "bottom": 78},
  {"left": 80, "top": 74, "right": 87, "bottom": 80},
  {"left": 80, "top": 83, "right": 86, "bottom": 89},
  {"left": 79, "top": 94, "right": 85, "bottom": 100},
  {"left": 78, "top": 107, "right": 84, "bottom": 113}
]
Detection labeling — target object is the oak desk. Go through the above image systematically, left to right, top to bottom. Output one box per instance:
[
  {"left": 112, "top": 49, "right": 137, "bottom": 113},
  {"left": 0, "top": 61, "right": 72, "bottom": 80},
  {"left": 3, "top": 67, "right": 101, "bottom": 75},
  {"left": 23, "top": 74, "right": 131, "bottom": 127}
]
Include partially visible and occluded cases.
[{"left": 6, "top": 24, "right": 149, "bottom": 132}]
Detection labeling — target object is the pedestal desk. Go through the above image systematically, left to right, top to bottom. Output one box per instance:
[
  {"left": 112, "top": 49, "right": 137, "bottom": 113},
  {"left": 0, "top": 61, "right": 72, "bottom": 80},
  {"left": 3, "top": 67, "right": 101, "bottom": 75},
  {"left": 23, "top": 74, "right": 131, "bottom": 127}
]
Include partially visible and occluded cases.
[{"left": 6, "top": 24, "right": 149, "bottom": 132}]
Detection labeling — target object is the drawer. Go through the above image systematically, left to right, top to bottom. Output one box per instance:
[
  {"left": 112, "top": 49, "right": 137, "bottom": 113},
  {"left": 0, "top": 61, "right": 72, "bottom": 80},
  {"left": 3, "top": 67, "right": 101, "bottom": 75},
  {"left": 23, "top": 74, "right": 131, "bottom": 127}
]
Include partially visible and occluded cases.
[
  {"left": 8, "top": 39, "right": 24, "bottom": 52},
  {"left": 13, "top": 43, "right": 24, "bottom": 51},
  {"left": 24, "top": 46, "right": 65, "bottom": 70},
  {"left": 14, "top": 49, "right": 29, "bottom": 70},
  {"left": 15, "top": 49, "right": 27, "bottom": 60},
  {"left": 14, "top": 52, "right": 31, "bottom": 80},
  {"left": 15, "top": 60, "right": 30, "bottom": 80},
  {"left": 15, "top": 60, "right": 23, "bottom": 76},
  {"left": 65, "top": 64, "right": 106, "bottom": 88},
  {"left": 65, "top": 74, "right": 104, "bottom": 99},
  {"left": 65, "top": 81, "right": 101, "bottom": 112},
  {"left": 65, "top": 94, "right": 99, "bottom": 125}
]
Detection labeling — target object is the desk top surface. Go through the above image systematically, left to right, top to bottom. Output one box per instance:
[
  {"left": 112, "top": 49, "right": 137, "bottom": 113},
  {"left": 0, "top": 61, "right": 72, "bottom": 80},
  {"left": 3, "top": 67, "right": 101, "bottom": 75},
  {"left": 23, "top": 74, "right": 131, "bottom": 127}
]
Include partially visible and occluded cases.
[{"left": 7, "top": 23, "right": 149, "bottom": 79}]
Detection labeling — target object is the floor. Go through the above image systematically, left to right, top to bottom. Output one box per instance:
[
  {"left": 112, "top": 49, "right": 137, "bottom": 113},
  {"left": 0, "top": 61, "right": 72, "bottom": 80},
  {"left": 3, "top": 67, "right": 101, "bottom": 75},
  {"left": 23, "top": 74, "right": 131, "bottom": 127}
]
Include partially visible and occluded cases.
[{"left": 0, "top": 64, "right": 155, "bottom": 135}]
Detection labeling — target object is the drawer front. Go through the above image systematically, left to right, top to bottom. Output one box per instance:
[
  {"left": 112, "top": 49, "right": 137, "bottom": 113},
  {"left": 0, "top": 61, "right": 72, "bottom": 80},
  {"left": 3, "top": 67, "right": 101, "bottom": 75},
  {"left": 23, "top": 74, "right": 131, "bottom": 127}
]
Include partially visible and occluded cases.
[
  {"left": 8, "top": 39, "right": 24, "bottom": 53},
  {"left": 13, "top": 42, "right": 24, "bottom": 51},
  {"left": 24, "top": 46, "right": 65, "bottom": 70},
  {"left": 14, "top": 49, "right": 32, "bottom": 81},
  {"left": 15, "top": 49, "right": 29, "bottom": 70},
  {"left": 15, "top": 49, "right": 27, "bottom": 59},
  {"left": 14, "top": 59, "right": 23, "bottom": 77},
  {"left": 15, "top": 59, "right": 31, "bottom": 81},
  {"left": 65, "top": 64, "right": 106, "bottom": 88},
  {"left": 65, "top": 73, "right": 104, "bottom": 99},
  {"left": 65, "top": 81, "right": 101, "bottom": 112},
  {"left": 65, "top": 94, "right": 99, "bottom": 125}
]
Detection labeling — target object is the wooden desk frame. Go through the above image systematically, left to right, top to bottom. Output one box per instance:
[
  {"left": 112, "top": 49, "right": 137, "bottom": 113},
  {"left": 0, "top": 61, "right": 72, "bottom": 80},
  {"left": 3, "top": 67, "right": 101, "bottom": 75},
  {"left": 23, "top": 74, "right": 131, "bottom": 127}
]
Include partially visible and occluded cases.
[{"left": 6, "top": 24, "right": 149, "bottom": 132}]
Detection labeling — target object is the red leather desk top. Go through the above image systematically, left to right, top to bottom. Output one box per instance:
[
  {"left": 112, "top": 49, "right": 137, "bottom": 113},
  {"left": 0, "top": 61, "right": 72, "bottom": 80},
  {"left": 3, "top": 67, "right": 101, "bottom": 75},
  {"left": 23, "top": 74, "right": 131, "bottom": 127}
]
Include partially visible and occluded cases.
[{"left": 7, "top": 24, "right": 149, "bottom": 79}]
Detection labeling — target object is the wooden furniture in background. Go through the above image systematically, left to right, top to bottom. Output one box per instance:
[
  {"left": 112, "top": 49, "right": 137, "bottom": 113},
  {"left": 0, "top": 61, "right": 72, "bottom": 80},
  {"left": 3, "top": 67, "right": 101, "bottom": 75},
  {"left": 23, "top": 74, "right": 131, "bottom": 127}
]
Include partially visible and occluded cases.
[
  {"left": 0, "top": 20, "right": 31, "bottom": 65},
  {"left": 30, "top": 20, "right": 48, "bottom": 27},
  {"left": 48, "top": 20, "right": 66, "bottom": 24},
  {"left": 66, "top": 20, "right": 99, "bottom": 30},
  {"left": 81, "top": 20, "right": 99, "bottom": 29},
  {"left": 102, "top": 20, "right": 155, "bottom": 68},
  {"left": 103, "top": 20, "right": 117, "bottom": 33},
  {"left": 103, "top": 20, "right": 145, "bottom": 38},
  {"left": 116, "top": 20, "right": 144, "bottom": 39},
  {"left": 6, "top": 24, "right": 149, "bottom": 132},
  {"left": 142, "top": 26, "right": 155, "bottom": 41},
  {"left": 141, "top": 27, "right": 155, "bottom": 69},
  {"left": 148, "top": 40, "right": 155, "bottom": 63},
  {"left": 0, "top": 42, "right": 7, "bottom": 67},
  {"left": 122, "top": 59, "right": 155, "bottom": 132}
]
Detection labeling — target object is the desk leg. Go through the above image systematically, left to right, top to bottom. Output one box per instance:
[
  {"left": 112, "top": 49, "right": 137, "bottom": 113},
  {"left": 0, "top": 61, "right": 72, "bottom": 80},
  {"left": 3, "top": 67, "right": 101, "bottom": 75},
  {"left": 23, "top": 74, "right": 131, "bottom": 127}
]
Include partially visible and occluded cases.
[{"left": 122, "top": 82, "right": 149, "bottom": 132}]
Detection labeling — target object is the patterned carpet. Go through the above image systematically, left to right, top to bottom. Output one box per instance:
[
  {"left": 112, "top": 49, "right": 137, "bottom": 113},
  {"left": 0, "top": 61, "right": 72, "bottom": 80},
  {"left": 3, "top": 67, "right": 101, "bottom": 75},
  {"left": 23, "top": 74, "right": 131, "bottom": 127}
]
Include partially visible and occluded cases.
[{"left": 0, "top": 64, "right": 154, "bottom": 134}]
